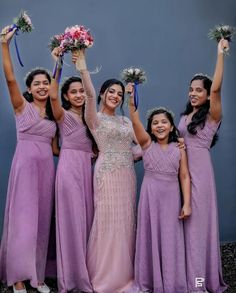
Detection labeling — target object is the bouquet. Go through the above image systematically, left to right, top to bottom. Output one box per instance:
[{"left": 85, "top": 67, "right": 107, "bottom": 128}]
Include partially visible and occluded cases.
[
  {"left": 0, "top": 11, "right": 33, "bottom": 67},
  {"left": 12, "top": 11, "right": 33, "bottom": 33},
  {"left": 208, "top": 24, "right": 236, "bottom": 55},
  {"left": 208, "top": 24, "right": 236, "bottom": 42},
  {"left": 49, "top": 25, "right": 94, "bottom": 53},
  {"left": 49, "top": 25, "right": 94, "bottom": 82},
  {"left": 121, "top": 67, "right": 147, "bottom": 110},
  {"left": 121, "top": 67, "right": 147, "bottom": 84}
]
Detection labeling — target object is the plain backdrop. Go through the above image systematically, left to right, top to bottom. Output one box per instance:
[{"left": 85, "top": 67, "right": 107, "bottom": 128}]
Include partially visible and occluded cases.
[{"left": 0, "top": 0, "right": 235, "bottom": 241}]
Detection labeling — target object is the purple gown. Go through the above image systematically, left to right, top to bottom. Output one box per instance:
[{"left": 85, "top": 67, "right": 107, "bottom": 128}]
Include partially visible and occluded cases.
[
  {"left": 0, "top": 101, "right": 56, "bottom": 288},
  {"left": 56, "top": 110, "right": 94, "bottom": 293},
  {"left": 178, "top": 116, "right": 227, "bottom": 293},
  {"left": 135, "top": 142, "right": 187, "bottom": 293}
]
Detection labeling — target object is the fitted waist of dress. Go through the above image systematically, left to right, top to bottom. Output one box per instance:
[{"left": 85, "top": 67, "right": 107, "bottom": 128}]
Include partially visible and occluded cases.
[
  {"left": 17, "top": 133, "right": 51, "bottom": 144},
  {"left": 61, "top": 142, "right": 92, "bottom": 153},
  {"left": 186, "top": 145, "right": 210, "bottom": 150},
  {"left": 99, "top": 150, "right": 133, "bottom": 159},
  {"left": 100, "top": 150, "right": 132, "bottom": 155},
  {"left": 144, "top": 169, "right": 179, "bottom": 182}
]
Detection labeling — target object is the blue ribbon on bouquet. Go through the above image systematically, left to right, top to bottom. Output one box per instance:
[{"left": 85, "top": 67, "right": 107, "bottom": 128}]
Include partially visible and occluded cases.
[
  {"left": 9, "top": 24, "right": 24, "bottom": 67},
  {"left": 52, "top": 56, "right": 63, "bottom": 83},
  {"left": 134, "top": 81, "right": 139, "bottom": 110}
]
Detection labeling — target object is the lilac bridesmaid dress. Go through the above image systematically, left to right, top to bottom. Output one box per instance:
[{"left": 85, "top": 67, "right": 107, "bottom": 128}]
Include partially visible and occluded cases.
[
  {"left": 0, "top": 101, "right": 56, "bottom": 288},
  {"left": 56, "top": 110, "right": 93, "bottom": 293},
  {"left": 178, "top": 116, "right": 227, "bottom": 293},
  {"left": 135, "top": 142, "right": 187, "bottom": 293}
]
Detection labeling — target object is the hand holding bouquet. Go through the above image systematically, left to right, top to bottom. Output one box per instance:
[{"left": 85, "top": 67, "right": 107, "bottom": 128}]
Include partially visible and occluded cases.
[
  {"left": 0, "top": 11, "right": 33, "bottom": 66},
  {"left": 12, "top": 11, "right": 33, "bottom": 33},
  {"left": 208, "top": 24, "right": 235, "bottom": 55},
  {"left": 49, "top": 25, "right": 93, "bottom": 54},
  {"left": 49, "top": 25, "right": 93, "bottom": 79},
  {"left": 121, "top": 67, "right": 147, "bottom": 110},
  {"left": 121, "top": 67, "right": 147, "bottom": 85}
]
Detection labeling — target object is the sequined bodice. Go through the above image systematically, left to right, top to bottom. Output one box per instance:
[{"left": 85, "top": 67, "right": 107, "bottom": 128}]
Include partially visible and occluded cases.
[
  {"left": 91, "top": 113, "right": 135, "bottom": 186},
  {"left": 92, "top": 113, "right": 134, "bottom": 158}
]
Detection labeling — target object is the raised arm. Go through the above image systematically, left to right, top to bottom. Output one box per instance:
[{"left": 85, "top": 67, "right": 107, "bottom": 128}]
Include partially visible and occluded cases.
[
  {"left": 1, "top": 26, "right": 25, "bottom": 113},
  {"left": 209, "top": 39, "right": 229, "bottom": 122},
  {"left": 49, "top": 47, "right": 64, "bottom": 122},
  {"left": 72, "top": 49, "right": 98, "bottom": 130},
  {"left": 127, "top": 83, "right": 151, "bottom": 149},
  {"left": 178, "top": 148, "right": 192, "bottom": 220}
]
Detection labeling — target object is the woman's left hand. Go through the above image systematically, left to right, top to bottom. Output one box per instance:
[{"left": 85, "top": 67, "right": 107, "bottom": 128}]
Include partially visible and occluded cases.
[{"left": 177, "top": 137, "right": 186, "bottom": 150}]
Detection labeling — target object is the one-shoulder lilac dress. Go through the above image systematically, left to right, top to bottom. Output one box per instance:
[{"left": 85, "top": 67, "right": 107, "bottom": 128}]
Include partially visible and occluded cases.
[{"left": 0, "top": 101, "right": 56, "bottom": 288}]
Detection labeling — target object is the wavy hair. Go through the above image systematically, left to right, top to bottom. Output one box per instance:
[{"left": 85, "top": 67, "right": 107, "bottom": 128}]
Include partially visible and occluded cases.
[
  {"left": 181, "top": 74, "right": 219, "bottom": 147},
  {"left": 98, "top": 79, "right": 125, "bottom": 116}
]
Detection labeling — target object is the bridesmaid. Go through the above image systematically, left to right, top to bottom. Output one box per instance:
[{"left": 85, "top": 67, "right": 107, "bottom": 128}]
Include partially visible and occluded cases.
[
  {"left": 0, "top": 26, "right": 56, "bottom": 293},
  {"left": 178, "top": 39, "right": 229, "bottom": 293},
  {"left": 49, "top": 48, "right": 94, "bottom": 293},
  {"left": 73, "top": 49, "right": 142, "bottom": 293},
  {"left": 127, "top": 85, "right": 191, "bottom": 293}
]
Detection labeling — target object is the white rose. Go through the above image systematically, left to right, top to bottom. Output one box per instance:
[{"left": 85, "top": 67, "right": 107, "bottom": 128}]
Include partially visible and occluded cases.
[
  {"left": 222, "top": 25, "right": 229, "bottom": 31},
  {"left": 84, "top": 40, "right": 90, "bottom": 47},
  {"left": 134, "top": 68, "right": 141, "bottom": 75}
]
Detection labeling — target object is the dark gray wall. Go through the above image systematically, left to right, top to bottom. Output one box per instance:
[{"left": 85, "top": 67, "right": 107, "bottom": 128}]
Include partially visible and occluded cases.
[{"left": 0, "top": 0, "right": 235, "bottom": 242}]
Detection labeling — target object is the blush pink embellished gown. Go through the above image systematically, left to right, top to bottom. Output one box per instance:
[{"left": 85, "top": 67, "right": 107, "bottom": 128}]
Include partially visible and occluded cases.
[{"left": 80, "top": 70, "right": 141, "bottom": 293}]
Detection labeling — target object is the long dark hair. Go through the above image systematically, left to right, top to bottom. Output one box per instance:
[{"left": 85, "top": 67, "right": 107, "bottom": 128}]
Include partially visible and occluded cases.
[
  {"left": 23, "top": 68, "right": 54, "bottom": 120},
  {"left": 181, "top": 74, "right": 219, "bottom": 147},
  {"left": 61, "top": 76, "right": 98, "bottom": 154},
  {"left": 98, "top": 79, "right": 125, "bottom": 116},
  {"left": 147, "top": 107, "right": 179, "bottom": 143}
]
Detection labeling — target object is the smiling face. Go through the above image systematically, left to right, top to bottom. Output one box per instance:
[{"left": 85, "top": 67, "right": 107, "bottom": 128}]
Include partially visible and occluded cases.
[
  {"left": 28, "top": 74, "right": 50, "bottom": 101},
  {"left": 189, "top": 79, "right": 209, "bottom": 109},
  {"left": 64, "top": 81, "right": 85, "bottom": 109},
  {"left": 101, "top": 84, "right": 124, "bottom": 112},
  {"left": 151, "top": 113, "right": 173, "bottom": 143}
]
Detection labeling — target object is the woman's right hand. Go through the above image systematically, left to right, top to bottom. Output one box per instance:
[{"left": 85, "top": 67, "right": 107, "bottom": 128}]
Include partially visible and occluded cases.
[
  {"left": 0, "top": 25, "right": 17, "bottom": 44},
  {"left": 218, "top": 38, "right": 230, "bottom": 55},
  {"left": 51, "top": 47, "right": 63, "bottom": 62},
  {"left": 72, "top": 48, "right": 87, "bottom": 71},
  {"left": 126, "top": 82, "right": 135, "bottom": 107}
]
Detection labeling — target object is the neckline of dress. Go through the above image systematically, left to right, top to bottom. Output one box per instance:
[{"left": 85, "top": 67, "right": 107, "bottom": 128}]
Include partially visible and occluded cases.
[
  {"left": 31, "top": 102, "right": 47, "bottom": 119},
  {"left": 68, "top": 109, "right": 84, "bottom": 124},
  {"left": 99, "top": 111, "right": 119, "bottom": 118},
  {"left": 156, "top": 141, "right": 172, "bottom": 152}
]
